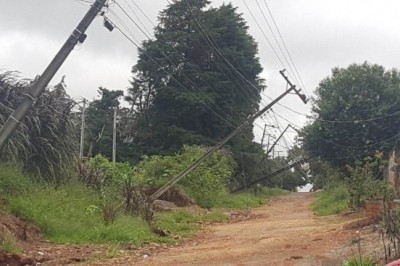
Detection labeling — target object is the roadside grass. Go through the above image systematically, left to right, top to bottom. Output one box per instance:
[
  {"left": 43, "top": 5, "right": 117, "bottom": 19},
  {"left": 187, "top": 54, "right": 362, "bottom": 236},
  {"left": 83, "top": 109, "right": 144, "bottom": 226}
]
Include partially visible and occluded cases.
[
  {"left": 1, "top": 163, "right": 289, "bottom": 246},
  {"left": 312, "top": 183, "right": 350, "bottom": 216},
  {"left": 7, "top": 184, "right": 158, "bottom": 245},
  {"left": 211, "top": 188, "right": 288, "bottom": 209}
]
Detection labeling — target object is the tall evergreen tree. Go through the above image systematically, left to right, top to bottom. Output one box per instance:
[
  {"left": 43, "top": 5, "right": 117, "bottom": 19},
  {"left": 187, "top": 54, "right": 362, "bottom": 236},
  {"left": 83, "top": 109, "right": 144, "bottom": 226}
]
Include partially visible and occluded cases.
[{"left": 126, "top": 0, "right": 265, "bottom": 161}]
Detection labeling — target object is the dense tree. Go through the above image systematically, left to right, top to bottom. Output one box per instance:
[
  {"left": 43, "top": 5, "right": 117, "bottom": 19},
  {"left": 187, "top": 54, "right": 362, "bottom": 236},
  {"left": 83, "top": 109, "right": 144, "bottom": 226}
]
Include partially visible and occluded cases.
[
  {"left": 125, "top": 0, "right": 264, "bottom": 161},
  {"left": 302, "top": 62, "right": 400, "bottom": 167},
  {"left": 84, "top": 88, "right": 124, "bottom": 160}
]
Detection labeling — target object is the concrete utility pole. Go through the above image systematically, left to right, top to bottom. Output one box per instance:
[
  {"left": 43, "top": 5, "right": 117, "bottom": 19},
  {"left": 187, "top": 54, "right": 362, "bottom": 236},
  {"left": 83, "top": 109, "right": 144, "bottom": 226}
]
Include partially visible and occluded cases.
[
  {"left": 0, "top": 0, "right": 107, "bottom": 150},
  {"left": 149, "top": 70, "right": 308, "bottom": 202},
  {"left": 79, "top": 99, "right": 87, "bottom": 161},
  {"left": 112, "top": 107, "right": 117, "bottom": 163},
  {"left": 252, "top": 124, "right": 291, "bottom": 175},
  {"left": 260, "top": 124, "right": 267, "bottom": 149},
  {"left": 232, "top": 157, "right": 312, "bottom": 193}
]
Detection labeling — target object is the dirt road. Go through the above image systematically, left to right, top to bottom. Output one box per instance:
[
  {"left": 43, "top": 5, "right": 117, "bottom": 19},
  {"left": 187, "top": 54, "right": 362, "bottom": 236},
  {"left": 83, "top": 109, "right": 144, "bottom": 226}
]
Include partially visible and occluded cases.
[{"left": 101, "top": 192, "right": 358, "bottom": 266}]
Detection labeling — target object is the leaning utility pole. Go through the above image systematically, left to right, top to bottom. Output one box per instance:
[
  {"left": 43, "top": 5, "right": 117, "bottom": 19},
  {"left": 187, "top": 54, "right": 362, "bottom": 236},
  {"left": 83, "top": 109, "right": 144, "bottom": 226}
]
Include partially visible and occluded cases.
[
  {"left": 0, "top": 0, "right": 107, "bottom": 150},
  {"left": 149, "top": 70, "right": 308, "bottom": 201},
  {"left": 79, "top": 99, "right": 87, "bottom": 161},
  {"left": 112, "top": 107, "right": 117, "bottom": 163},
  {"left": 250, "top": 124, "right": 291, "bottom": 177},
  {"left": 260, "top": 124, "right": 267, "bottom": 149},
  {"left": 232, "top": 157, "right": 312, "bottom": 193}
]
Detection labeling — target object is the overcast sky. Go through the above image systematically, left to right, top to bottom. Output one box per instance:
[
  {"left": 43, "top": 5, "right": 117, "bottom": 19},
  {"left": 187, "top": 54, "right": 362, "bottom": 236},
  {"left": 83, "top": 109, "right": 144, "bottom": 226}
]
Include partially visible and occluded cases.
[{"left": 1, "top": 0, "right": 400, "bottom": 153}]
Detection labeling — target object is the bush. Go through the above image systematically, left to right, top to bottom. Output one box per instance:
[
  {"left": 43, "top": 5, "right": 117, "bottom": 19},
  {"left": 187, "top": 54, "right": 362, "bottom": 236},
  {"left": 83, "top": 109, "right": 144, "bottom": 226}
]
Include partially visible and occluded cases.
[
  {"left": 134, "top": 145, "right": 236, "bottom": 208},
  {"left": 346, "top": 161, "right": 387, "bottom": 209},
  {"left": 343, "top": 256, "right": 375, "bottom": 266}
]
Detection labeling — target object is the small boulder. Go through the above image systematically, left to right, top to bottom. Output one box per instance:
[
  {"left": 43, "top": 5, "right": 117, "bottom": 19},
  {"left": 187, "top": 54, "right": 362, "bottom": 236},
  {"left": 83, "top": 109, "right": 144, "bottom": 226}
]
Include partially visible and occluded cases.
[{"left": 153, "top": 200, "right": 177, "bottom": 212}]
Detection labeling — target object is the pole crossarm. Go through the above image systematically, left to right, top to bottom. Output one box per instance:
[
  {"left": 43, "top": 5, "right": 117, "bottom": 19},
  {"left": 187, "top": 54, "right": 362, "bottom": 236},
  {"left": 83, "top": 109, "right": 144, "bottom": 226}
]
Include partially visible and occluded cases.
[
  {"left": 0, "top": 0, "right": 107, "bottom": 149},
  {"left": 149, "top": 70, "right": 308, "bottom": 201}
]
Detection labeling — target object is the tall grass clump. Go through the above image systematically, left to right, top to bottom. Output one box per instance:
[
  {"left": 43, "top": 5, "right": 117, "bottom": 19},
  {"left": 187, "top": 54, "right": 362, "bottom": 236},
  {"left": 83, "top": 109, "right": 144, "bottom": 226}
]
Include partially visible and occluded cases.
[{"left": 0, "top": 72, "right": 78, "bottom": 183}]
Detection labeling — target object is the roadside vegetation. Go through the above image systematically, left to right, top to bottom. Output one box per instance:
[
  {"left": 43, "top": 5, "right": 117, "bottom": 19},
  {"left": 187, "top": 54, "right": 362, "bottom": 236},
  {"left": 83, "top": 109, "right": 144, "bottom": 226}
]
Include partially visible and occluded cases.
[
  {"left": 0, "top": 160, "right": 286, "bottom": 247},
  {"left": 312, "top": 182, "right": 350, "bottom": 216}
]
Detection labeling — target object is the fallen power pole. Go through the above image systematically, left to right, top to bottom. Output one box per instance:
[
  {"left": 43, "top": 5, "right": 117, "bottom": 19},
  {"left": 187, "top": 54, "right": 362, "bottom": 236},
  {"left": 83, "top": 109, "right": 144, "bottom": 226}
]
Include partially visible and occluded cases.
[
  {"left": 0, "top": 0, "right": 108, "bottom": 150},
  {"left": 149, "top": 70, "right": 308, "bottom": 201},
  {"left": 79, "top": 99, "right": 87, "bottom": 161},
  {"left": 244, "top": 124, "right": 291, "bottom": 185},
  {"left": 252, "top": 124, "right": 299, "bottom": 174},
  {"left": 232, "top": 157, "right": 313, "bottom": 193}
]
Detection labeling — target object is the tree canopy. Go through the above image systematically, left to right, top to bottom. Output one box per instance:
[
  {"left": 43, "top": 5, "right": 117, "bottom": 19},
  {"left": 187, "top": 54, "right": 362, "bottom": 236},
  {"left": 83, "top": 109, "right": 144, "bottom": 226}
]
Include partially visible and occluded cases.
[
  {"left": 125, "top": 0, "right": 264, "bottom": 161},
  {"left": 302, "top": 62, "right": 400, "bottom": 167},
  {"left": 85, "top": 87, "right": 124, "bottom": 160}
]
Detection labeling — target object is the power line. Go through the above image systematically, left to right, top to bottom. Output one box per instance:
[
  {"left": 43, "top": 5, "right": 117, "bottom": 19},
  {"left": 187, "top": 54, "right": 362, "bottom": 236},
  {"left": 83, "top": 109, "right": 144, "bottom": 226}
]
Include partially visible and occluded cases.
[
  {"left": 123, "top": 0, "right": 153, "bottom": 37},
  {"left": 129, "top": 0, "right": 156, "bottom": 28},
  {"left": 184, "top": 0, "right": 311, "bottom": 135},
  {"left": 241, "top": 0, "right": 296, "bottom": 85},
  {"left": 254, "top": 0, "right": 302, "bottom": 90},
  {"left": 262, "top": 0, "right": 309, "bottom": 96},
  {"left": 114, "top": 1, "right": 152, "bottom": 39},
  {"left": 122, "top": 1, "right": 272, "bottom": 134},
  {"left": 111, "top": 3, "right": 255, "bottom": 130},
  {"left": 108, "top": 8, "right": 246, "bottom": 131},
  {"left": 105, "top": 15, "right": 239, "bottom": 130}
]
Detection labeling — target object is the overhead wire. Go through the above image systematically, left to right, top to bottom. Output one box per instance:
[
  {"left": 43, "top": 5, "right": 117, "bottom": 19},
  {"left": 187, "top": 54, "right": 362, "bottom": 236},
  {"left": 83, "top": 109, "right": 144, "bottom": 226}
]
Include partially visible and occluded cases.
[
  {"left": 119, "top": 0, "right": 268, "bottom": 135},
  {"left": 122, "top": 0, "right": 153, "bottom": 37},
  {"left": 129, "top": 0, "right": 157, "bottom": 28},
  {"left": 182, "top": 0, "right": 306, "bottom": 136},
  {"left": 183, "top": 0, "right": 315, "bottom": 146},
  {"left": 241, "top": 0, "right": 297, "bottom": 85},
  {"left": 254, "top": 0, "right": 302, "bottom": 90},
  {"left": 262, "top": 0, "right": 309, "bottom": 96},
  {"left": 112, "top": 1, "right": 307, "bottom": 150},
  {"left": 113, "top": 2, "right": 251, "bottom": 119},
  {"left": 107, "top": 6, "right": 268, "bottom": 142},
  {"left": 109, "top": 6, "right": 239, "bottom": 129},
  {"left": 105, "top": 13, "right": 240, "bottom": 131}
]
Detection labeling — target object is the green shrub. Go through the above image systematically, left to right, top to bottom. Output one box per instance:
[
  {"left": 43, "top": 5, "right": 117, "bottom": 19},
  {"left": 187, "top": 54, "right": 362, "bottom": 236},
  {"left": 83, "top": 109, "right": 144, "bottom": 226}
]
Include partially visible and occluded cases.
[
  {"left": 134, "top": 145, "right": 236, "bottom": 208},
  {"left": 346, "top": 162, "right": 386, "bottom": 209},
  {"left": 343, "top": 256, "right": 375, "bottom": 266}
]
